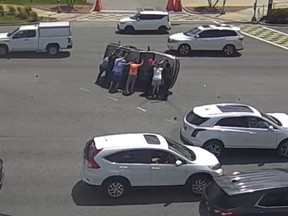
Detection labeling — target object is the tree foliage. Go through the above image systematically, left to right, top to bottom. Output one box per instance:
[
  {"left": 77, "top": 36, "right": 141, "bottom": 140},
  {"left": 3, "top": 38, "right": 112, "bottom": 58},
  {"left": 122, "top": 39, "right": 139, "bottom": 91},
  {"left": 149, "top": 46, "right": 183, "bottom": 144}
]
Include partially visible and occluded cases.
[
  {"left": 65, "top": 0, "right": 77, "bottom": 8},
  {"left": 207, "top": 0, "right": 221, "bottom": 8}
]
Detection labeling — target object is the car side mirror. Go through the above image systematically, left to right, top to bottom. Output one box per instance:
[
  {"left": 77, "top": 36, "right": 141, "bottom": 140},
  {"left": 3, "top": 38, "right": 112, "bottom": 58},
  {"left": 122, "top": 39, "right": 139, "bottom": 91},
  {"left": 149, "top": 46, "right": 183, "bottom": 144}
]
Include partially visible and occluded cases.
[
  {"left": 136, "top": 17, "right": 140, "bottom": 21},
  {"left": 195, "top": 35, "right": 199, "bottom": 38},
  {"left": 268, "top": 125, "right": 274, "bottom": 131},
  {"left": 175, "top": 160, "right": 182, "bottom": 166}
]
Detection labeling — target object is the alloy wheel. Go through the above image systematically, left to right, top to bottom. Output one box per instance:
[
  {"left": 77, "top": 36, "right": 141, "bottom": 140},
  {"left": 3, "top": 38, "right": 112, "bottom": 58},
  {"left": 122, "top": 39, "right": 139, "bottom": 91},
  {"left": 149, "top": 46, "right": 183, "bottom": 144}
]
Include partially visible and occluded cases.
[
  {"left": 179, "top": 45, "right": 190, "bottom": 55},
  {"left": 224, "top": 45, "right": 235, "bottom": 55},
  {"left": 49, "top": 47, "right": 58, "bottom": 55},
  {"left": 280, "top": 142, "right": 288, "bottom": 157},
  {"left": 205, "top": 144, "right": 221, "bottom": 157},
  {"left": 191, "top": 179, "right": 208, "bottom": 194},
  {"left": 107, "top": 182, "right": 125, "bottom": 198}
]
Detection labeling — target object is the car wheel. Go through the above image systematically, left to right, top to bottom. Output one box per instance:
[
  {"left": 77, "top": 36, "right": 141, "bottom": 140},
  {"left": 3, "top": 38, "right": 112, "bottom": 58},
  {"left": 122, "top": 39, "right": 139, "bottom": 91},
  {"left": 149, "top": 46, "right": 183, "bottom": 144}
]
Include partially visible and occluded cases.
[
  {"left": 124, "top": 26, "right": 135, "bottom": 34},
  {"left": 158, "top": 26, "right": 167, "bottom": 34},
  {"left": 178, "top": 44, "right": 191, "bottom": 56},
  {"left": 223, "top": 44, "right": 236, "bottom": 56},
  {"left": 0, "top": 45, "right": 8, "bottom": 57},
  {"left": 47, "top": 45, "right": 59, "bottom": 55},
  {"left": 203, "top": 140, "right": 224, "bottom": 158},
  {"left": 277, "top": 140, "right": 288, "bottom": 157},
  {"left": 185, "top": 174, "right": 212, "bottom": 196},
  {"left": 103, "top": 178, "right": 130, "bottom": 198}
]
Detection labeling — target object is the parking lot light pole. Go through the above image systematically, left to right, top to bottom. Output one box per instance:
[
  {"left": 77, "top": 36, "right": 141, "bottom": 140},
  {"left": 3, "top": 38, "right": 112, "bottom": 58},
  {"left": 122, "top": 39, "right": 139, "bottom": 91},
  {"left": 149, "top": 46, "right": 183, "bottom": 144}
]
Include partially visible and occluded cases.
[{"left": 267, "top": 0, "right": 273, "bottom": 17}]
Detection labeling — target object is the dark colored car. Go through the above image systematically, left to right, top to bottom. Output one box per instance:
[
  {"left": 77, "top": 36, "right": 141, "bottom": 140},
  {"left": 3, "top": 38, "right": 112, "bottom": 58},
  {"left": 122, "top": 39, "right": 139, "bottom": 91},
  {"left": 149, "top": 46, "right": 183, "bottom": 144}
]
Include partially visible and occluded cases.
[
  {"left": 102, "top": 42, "right": 180, "bottom": 91},
  {"left": 0, "top": 158, "right": 3, "bottom": 190},
  {"left": 199, "top": 168, "right": 288, "bottom": 216}
]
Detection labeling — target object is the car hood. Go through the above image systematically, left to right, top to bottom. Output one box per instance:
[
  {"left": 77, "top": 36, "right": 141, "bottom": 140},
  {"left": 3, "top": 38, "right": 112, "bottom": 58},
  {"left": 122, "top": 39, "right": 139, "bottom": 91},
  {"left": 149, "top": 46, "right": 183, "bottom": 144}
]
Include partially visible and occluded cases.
[
  {"left": 119, "top": 17, "right": 135, "bottom": 23},
  {"left": 169, "top": 32, "right": 192, "bottom": 41},
  {"left": 0, "top": 33, "right": 9, "bottom": 40},
  {"left": 267, "top": 113, "right": 288, "bottom": 127},
  {"left": 186, "top": 145, "right": 220, "bottom": 166}
]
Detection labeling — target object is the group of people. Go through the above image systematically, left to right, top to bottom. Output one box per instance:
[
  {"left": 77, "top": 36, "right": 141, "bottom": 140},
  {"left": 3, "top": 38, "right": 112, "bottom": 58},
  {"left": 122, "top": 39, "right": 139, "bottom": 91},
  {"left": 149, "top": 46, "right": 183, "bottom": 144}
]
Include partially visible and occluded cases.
[{"left": 95, "top": 48, "right": 173, "bottom": 101}]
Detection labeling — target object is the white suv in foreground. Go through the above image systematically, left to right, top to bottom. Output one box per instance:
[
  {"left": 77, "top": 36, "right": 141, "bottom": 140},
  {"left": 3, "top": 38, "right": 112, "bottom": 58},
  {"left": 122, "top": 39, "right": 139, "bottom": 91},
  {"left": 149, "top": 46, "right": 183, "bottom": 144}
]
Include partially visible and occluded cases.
[
  {"left": 117, "top": 10, "right": 171, "bottom": 34},
  {"left": 167, "top": 24, "right": 244, "bottom": 56},
  {"left": 181, "top": 103, "right": 288, "bottom": 157},
  {"left": 81, "top": 133, "right": 222, "bottom": 198}
]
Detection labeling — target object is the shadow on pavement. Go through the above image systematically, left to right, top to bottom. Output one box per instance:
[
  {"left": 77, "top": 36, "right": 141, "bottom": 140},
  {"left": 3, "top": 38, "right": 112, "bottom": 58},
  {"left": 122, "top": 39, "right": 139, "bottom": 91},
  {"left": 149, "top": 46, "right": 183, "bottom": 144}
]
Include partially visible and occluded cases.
[
  {"left": 164, "top": 50, "right": 241, "bottom": 58},
  {"left": 0, "top": 51, "right": 70, "bottom": 59},
  {"left": 220, "top": 149, "right": 288, "bottom": 166},
  {"left": 72, "top": 181, "right": 200, "bottom": 206},
  {"left": 0, "top": 214, "right": 12, "bottom": 216}
]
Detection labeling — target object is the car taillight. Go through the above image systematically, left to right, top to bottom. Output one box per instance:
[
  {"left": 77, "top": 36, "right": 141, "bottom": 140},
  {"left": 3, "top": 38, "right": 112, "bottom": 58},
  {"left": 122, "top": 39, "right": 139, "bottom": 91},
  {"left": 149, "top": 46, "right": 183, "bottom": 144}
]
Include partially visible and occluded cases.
[
  {"left": 238, "top": 37, "right": 244, "bottom": 41},
  {"left": 191, "top": 129, "right": 206, "bottom": 137},
  {"left": 84, "top": 139, "right": 102, "bottom": 169},
  {"left": 87, "top": 149, "right": 102, "bottom": 169}
]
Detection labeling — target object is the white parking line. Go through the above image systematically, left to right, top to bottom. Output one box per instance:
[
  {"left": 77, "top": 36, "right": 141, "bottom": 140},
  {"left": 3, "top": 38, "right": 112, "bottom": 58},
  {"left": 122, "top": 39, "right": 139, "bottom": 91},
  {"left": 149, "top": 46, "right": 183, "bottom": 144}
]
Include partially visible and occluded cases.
[
  {"left": 240, "top": 31, "right": 288, "bottom": 51},
  {"left": 80, "top": 88, "right": 91, "bottom": 92},
  {"left": 107, "top": 96, "right": 119, "bottom": 101},
  {"left": 136, "top": 107, "right": 147, "bottom": 112},
  {"left": 166, "top": 119, "right": 177, "bottom": 124}
]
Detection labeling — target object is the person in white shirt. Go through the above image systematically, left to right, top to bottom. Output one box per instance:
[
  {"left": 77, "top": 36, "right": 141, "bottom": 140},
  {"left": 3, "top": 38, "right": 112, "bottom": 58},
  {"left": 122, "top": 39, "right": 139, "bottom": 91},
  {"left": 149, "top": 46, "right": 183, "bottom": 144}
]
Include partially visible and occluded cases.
[{"left": 151, "top": 63, "right": 164, "bottom": 98}]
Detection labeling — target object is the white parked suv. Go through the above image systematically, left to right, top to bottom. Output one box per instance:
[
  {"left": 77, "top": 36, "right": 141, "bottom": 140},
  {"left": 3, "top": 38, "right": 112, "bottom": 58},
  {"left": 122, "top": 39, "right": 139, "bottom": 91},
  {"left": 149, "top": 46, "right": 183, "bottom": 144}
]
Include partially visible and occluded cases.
[
  {"left": 117, "top": 10, "right": 171, "bottom": 34},
  {"left": 167, "top": 24, "right": 244, "bottom": 56},
  {"left": 181, "top": 103, "right": 288, "bottom": 158},
  {"left": 81, "top": 133, "right": 222, "bottom": 198}
]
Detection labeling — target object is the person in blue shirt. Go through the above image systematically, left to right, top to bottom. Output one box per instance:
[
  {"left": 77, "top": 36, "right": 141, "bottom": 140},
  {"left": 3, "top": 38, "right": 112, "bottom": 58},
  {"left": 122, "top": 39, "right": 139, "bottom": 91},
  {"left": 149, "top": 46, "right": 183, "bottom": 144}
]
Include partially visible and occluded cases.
[{"left": 109, "top": 52, "right": 130, "bottom": 93}]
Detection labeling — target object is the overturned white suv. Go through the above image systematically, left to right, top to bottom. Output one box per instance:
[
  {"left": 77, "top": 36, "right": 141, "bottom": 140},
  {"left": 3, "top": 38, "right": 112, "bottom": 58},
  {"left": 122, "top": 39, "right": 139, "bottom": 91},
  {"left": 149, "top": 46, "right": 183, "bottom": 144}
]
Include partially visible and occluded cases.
[{"left": 181, "top": 103, "right": 288, "bottom": 157}]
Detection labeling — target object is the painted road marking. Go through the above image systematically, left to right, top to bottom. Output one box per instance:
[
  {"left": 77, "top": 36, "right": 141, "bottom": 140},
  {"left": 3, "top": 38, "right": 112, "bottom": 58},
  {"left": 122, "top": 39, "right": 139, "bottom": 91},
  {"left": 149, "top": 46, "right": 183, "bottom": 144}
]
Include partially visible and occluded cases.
[
  {"left": 80, "top": 88, "right": 91, "bottom": 92},
  {"left": 107, "top": 96, "right": 119, "bottom": 101},
  {"left": 136, "top": 107, "right": 147, "bottom": 112},
  {"left": 166, "top": 119, "right": 178, "bottom": 124}
]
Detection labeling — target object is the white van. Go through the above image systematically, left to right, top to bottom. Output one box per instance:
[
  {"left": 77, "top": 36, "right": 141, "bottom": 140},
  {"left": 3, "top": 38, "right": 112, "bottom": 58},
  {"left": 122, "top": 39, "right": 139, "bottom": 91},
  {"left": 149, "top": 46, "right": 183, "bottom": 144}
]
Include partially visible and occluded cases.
[{"left": 0, "top": 22, "right": 73, "bottom": 56}]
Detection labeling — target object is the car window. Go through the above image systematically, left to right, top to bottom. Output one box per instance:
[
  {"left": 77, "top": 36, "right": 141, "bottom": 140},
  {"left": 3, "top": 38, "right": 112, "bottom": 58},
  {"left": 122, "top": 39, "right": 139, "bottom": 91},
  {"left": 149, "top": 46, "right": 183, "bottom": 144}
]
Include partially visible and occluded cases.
[
  {"left": 130, "top": 13, "right": 140, "bottom": 19},
  {"left": 139, "top": 15, "right": 154, "bottom": 20},
  {"left": 183, "top": 27, "right": 201, "bottom": 36},
  {"left": 13, "top": 30, "right": 26, "bottom": 39},
  {"left": 26, "top": 30, "right": 36, "bottom": 38},
  {"left": 198, "top": 30, "right": 221, "bottom": 38},
  {"left": 219, "top": 30, "right": 238, "bottom": 37},
  {"left": 186, "top": 110, "right": 210, "bottom": 126},
  {"left": 261, "top": 112, "right": 282, "bottom": 126},
  {"left": 215, "top": 117, "right": 249, "bottom": 127},
  {"left": 247, "top": 117, "right": 270, "bottom": 129},
  {"left": 165, "top": 137, "right": 195, "bottom": 161},
  {"left": 105, "top": 149, "right": 150, "bottom": 164},
  {"left": 150, "top": 150, "right": 177, "bottom": 164},
  {"left": 258, "top": 191, "right": 288, "bottom": 207}
]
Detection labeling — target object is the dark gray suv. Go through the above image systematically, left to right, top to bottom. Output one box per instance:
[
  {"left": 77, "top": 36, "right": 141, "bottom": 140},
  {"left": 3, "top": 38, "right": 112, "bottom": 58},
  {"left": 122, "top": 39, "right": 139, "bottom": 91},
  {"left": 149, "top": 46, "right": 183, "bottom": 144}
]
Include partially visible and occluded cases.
[{"left": 199, "top": 168, "right": 288, "bottom": 216}]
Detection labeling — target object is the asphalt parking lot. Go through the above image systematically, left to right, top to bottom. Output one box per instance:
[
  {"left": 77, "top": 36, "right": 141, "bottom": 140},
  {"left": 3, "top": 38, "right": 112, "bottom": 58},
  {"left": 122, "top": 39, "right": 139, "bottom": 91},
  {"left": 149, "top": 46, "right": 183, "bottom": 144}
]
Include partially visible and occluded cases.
[{"left": 0, "top": 21, "right": 288, "bottom": 216}]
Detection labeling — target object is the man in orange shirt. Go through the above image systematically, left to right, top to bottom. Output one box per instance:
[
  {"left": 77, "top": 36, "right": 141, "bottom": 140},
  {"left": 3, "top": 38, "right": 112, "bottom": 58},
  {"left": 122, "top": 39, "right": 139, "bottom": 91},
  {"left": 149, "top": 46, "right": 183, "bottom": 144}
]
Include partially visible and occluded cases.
[{"left": 125, "top": 59, "right": 144, "bottom": 94}]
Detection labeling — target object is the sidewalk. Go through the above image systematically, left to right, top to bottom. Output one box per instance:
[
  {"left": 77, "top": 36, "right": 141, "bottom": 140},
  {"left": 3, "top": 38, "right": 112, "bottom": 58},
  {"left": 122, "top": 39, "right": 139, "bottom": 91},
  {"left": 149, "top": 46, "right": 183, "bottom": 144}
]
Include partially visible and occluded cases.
[{"left": 182, "top": 0, "right": 288, "bottom": 23}]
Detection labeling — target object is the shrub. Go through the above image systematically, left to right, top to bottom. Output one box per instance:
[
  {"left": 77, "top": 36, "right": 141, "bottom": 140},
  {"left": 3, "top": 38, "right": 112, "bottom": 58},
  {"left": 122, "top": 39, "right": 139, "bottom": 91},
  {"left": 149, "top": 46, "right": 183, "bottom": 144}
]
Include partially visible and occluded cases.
[
  {"left": 0, "top": 5, "right": 4, "bottom": 17},
  {"left": 7, "top": 5, "right": 16, "bottom": 15},
  {"left": 24, "top": 5, "right": 32, "bottom": 15},
  {"left": 15, "top": 6, "right": 23, "bottom": 17},
  {"left": 15, "top": 7, "right": 28, "bottom": 19},
  {"left": 267, "top": 8, "right": 288, "bottom": 24},
  {"left": 29, "top": 11, "right": 38, "bottom": 22}
]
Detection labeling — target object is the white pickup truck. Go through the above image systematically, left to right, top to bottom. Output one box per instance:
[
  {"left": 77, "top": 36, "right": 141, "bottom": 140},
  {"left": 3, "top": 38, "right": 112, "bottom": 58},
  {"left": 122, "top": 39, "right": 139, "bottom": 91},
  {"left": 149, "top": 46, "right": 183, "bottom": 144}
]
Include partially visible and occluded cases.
[{"left": 0, "top": 22, "right": 73, "bottom": 56}]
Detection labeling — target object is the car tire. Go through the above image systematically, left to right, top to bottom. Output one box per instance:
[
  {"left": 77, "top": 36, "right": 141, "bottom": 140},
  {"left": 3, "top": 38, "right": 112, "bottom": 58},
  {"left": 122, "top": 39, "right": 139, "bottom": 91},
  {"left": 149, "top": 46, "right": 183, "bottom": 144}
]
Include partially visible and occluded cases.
[
  {"left": 124, "top": 26, "right": 135, "bottom": 34},
  {"left": 158, "top": 26, "right": 167, "bottom": 34},
  {"left": 47, "top": 44, "right": 59, "bottom": 56},
  {"left": 178, "top": 44, "right": 191, "bottom": 56},
  {"left": 223, "top": 44, "right": 236, "bottom": 56},
  {"left": 0, "top": 45, "right": 8, "bottom": 57},
  {"left": 277, "top": 139, "right": 288, "bottom": 157},
  {"left": 203, "top": 140, "right": 224, "bottom": 158},
  {"left": 185, "top": 174, "right": 212, "bottom": 196},
  {"left": 103, "top": 177, "right": 130, "bottom": 198}
]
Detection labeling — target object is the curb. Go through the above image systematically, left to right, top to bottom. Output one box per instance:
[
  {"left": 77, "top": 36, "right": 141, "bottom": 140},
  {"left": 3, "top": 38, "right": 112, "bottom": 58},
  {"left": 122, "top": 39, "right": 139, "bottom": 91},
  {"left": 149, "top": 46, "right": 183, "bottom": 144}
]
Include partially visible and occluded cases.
[
  {"left": 33, "top": 5, "right": 92, "bottom": 14},
  {"left": 182, "top": 6, "right": 253, "bottom": 24},
  {"left": 259, "top": 21, "right": 288, "bottom": 27}
]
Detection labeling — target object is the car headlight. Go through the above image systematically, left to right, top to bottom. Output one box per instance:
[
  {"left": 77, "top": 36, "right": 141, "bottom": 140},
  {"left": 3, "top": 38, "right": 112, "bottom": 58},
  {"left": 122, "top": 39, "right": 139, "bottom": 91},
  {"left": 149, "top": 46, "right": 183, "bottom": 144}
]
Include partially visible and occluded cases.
[
  {"left": 168, "top": 38, "right": 177, "bottom": 43},
  {"left": 209, "top": 163, "right": 221, "bottom": 170}
]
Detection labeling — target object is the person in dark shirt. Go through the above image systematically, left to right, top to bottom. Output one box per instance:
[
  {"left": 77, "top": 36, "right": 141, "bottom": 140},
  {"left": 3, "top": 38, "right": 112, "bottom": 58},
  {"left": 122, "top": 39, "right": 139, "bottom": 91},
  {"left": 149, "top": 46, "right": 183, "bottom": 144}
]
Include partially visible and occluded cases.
[
  {"left": 103, "top": 51, "right": 117, "bottom": 89},
  {"left": 159, "top": 59, "right": 173, "bottom": 101}
]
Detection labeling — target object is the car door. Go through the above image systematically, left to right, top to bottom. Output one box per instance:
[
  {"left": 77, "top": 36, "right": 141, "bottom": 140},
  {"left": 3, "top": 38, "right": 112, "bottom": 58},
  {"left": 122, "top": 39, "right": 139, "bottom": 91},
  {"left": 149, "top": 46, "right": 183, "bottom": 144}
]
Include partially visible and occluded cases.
[
  {"left": 135, "top": 14, "right": 151, "bottom": 31},
  {"left": 203, "top": 29, "right": 223, "bottom": 50},
  {"left": 10, "top": 30, "right": 28, "bottom": 51},
  {"left": 23, "top": 30, "right": 38, "bottom": 51},
  {"left": 193, "top": 30, "right": 214, "bottom": 50},
  {"left": 217, "top": 30, "right": 238, "bottom": 50},
  {"left": 245, "top": 116, "right": 278, "bottom": 149},
  {"left": 214, "top": 117, "right": 250, "bottom": 148},
  {"left": 104, "top": 149, "right": 151, "bottom": 186},
  {"left": 149, "top": 150, "right": 187, "bottom": 186},
  {"left": 254, "top": 191, "right": 288, "bottom": 216}
]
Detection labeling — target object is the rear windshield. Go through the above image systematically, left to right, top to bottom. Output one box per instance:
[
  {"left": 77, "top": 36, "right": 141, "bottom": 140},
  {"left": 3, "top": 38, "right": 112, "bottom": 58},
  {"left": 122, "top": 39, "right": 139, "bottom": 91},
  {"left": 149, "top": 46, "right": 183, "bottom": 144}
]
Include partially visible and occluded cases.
[
  {"left": 186, "top": 111, "right": 210, "bottom": 126},
  {"left": 206, "top": 181, "right": 238, "bottom": 209}
]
